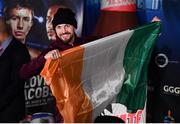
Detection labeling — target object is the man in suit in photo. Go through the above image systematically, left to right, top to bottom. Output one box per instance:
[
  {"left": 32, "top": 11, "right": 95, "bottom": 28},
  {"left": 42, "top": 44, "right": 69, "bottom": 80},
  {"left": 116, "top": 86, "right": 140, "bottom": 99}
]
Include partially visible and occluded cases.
[{"left": 0, "top": 16, "right": 30, "bottom": 122}]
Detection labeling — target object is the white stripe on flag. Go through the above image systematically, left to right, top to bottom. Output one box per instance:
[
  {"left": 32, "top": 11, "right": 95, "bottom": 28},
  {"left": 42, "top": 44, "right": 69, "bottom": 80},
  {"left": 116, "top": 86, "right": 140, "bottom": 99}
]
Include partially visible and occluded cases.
[{"left": 81, "top": 30, "right": 134, "bottom": 120}]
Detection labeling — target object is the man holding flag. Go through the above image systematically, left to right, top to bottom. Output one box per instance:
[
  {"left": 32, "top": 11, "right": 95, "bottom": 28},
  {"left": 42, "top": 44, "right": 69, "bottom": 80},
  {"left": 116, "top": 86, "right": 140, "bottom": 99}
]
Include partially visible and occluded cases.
[
  {"left": 20, "top": 7, "right": 95, "bottom": 79},
  {"left": 0, "top": 16, "right": 30, "bottom": 122}
]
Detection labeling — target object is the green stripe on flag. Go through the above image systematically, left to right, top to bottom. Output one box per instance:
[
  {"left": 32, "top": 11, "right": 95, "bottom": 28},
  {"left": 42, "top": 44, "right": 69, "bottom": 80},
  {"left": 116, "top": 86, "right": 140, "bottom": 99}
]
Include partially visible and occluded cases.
[{"left": 117, "top": 22, "right": 161, "bottom": 112}]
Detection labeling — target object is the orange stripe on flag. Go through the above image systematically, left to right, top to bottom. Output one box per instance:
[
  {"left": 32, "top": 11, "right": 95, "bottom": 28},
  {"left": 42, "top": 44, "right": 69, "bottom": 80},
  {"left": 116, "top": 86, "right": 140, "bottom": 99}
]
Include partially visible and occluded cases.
[{"left": 41, "top": 46, "right": 93, "bottom": 123}]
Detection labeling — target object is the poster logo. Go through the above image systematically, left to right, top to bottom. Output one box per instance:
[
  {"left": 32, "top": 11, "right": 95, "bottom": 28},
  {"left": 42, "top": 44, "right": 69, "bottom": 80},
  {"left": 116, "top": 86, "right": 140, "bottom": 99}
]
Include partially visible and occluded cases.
[
  {"left": 155, "top": 53, "right": 168, "bottom": 68},
  {"left": 155, "top": 53, "right": 179, "bottom": 68},
  {"left": 24, "top": 75, "right": 53, "bottom": 107},
  {"left": 163, "top": 85, "right": 180, "bottom": 96}
]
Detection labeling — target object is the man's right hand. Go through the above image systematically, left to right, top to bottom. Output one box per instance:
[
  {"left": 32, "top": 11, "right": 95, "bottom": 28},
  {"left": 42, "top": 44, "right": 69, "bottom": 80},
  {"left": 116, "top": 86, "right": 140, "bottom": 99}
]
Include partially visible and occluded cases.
[
  {"left": 151, "top": 16, "right": 161, "bottom": 22},
  {"left": 44, "top": 49, "right": 61, "bottom": 60}
]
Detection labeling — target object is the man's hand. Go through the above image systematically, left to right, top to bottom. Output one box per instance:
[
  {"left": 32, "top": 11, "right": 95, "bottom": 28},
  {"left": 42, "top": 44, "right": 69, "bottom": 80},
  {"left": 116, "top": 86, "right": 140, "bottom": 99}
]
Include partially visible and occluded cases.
[
  {"left": 151, "top": 16, "right": 161, "bottom": 22},
  {"left": 44, "top": 49, "right": 60, "bottom": 60}
]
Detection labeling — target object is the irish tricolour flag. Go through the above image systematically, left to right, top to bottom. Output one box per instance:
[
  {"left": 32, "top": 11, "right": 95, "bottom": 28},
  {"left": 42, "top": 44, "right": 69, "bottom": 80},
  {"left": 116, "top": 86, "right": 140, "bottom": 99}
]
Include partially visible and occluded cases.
[{"left": 41, "top": 22, "right": 160, "bottom": 123}]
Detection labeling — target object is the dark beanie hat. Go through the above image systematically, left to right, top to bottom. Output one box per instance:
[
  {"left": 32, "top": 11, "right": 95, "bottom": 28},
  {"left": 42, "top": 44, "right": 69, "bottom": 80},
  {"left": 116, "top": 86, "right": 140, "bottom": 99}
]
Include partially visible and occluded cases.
[{"left": 52, "top": 8, "right": 77, "bottom": 29}]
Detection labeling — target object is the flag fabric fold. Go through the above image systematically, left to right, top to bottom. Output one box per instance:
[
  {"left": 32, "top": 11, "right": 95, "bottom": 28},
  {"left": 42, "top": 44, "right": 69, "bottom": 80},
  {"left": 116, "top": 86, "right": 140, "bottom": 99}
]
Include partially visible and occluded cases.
[{"left": 41, "top": 22, "right": 160, "bottom": 123}]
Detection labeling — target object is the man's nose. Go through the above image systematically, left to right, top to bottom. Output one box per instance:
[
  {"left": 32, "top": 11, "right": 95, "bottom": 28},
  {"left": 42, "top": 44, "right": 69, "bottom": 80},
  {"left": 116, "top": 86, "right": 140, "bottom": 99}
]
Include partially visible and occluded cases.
[
  {"left": 17, "top": 18, "right": 23, "bottom": 29},
  {"left": 62, "top": 26, "right": 67, "bottom": 33}
]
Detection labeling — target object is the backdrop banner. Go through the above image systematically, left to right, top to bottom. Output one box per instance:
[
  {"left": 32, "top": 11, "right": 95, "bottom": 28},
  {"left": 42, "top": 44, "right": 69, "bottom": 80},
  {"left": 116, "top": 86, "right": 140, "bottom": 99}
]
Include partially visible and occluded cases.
[{"left": 137, "top": 0, "right": 180, "bottom": 122}]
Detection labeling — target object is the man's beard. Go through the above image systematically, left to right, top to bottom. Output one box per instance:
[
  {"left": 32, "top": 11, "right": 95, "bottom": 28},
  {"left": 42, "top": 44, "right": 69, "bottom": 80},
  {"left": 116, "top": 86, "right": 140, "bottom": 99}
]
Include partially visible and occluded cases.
[{"left": 59, "top": 33, "right": 74, "bottom": 44}]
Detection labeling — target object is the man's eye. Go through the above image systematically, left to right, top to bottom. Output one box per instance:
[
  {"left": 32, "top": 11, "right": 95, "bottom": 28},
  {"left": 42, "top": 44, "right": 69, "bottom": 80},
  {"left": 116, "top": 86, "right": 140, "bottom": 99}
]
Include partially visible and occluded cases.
[
  {"left": 11, "top": 16, "right": 17, "bottom": 20},
  {"left": 24, "top": 17, "right": 30, "bottom": 21},
  {"left": 65, "top": 24, "right": 71, "bottom": 28},
  {"left": 56, "top": 25, "right": 62, "bottom": 29}
]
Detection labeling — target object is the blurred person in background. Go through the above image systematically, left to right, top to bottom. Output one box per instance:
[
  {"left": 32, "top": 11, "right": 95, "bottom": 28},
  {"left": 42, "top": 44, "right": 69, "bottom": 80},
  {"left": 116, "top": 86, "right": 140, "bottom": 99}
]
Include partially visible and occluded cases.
[{"left": 46, "top": 4, "right": 62, "bottom": 41}]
